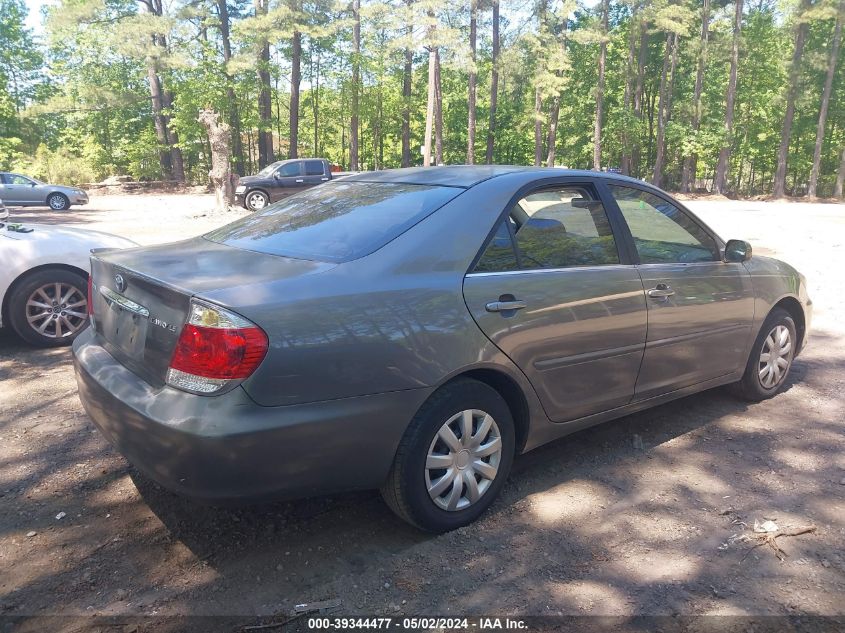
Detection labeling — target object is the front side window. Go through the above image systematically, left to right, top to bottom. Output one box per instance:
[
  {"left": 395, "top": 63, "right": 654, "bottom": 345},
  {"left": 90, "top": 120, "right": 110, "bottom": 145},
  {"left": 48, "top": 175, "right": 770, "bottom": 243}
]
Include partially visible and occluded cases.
[
  {"left": 304, "top": 160, "right": 325, "bottom": 176},
  {"left": 277, "top": 162, "right": 302, "bottom": 177},
  {"left": 6, "top": 174, "right": 34, "bottom": 185},
  {"left": 206, "top": 181, "right": 461, "bottom": 263},
  {"left": 609, "top": 185, "right": 718, "bottom": 264}
]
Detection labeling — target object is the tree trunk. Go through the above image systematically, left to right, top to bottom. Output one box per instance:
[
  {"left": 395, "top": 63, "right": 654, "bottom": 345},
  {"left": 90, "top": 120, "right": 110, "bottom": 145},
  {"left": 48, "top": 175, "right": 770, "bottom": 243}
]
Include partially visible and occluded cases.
[
  {"left": 141, "top": 0, "right": 184, "bottom": 182},
  {"left": 217, "top": 0, "right": 244, "bottom": 176},
  {"left": 255, "top": 0, "right": 273, "bottom": 168},
  {"left": 350, "top": 0, "right": 361, "bottom": 170},
  {"left": 467, "top": 0, "right": 477, "bottom": 164},
  {"left": 485, "top": 0, "right": 500, "bottom": 164},
  {"left": 593, "top": 0, "right": 608, "bottom": 171},
  {"left": 681, "top": 0, "right": 710, "bottom": 192},
  {"left": 714, "top": 0, "right": 742, "bottom": 194},
  {"left": 773, "top": 0, "right": 811, "bottom": 198},
  {"left": 807, "top": 0, "right": 843, "bottom": 198},
  {"left": 401, "top": 4, "right": 413, "bottom": 168},
  {"left": 621, "top": 6, "right": 638, "bottom": 175},
  {"left": 546, "top": 15, "right": 569, "bottom": 168},
  {"left": 632, "top": 21, "right": 648, "bottom": 177},
  {"left": 289, "top": 28, "right": 302, "bottom": 159},
  {"left": 652, "top": 32, "right": 673, "bottom": 187},
  {"left": 312, "top": 48, "right": 320, "bottom": 156},
  {"left": 423, "top": 48, "right": 435, "bottom": 167},
  {"left": 434, "top": 48, "right": 443, "bottom": 165},
  {"left": 146, "top": 64, "right": 174, "bottom": 180},
  {"left": 534, "top": 87, "right": 543, "bottom": 166},
  {"left": 162, "top": 89, "right": 185, "bottom": 182},
  {"left": 546, "top": 95, "right": 561, "bottom": 167},
  {"left": 198, "top": 109, "right": 237, "bottom": 213},
  {"left": 835, "top": 147, "right": 845, "bottom": 199}
]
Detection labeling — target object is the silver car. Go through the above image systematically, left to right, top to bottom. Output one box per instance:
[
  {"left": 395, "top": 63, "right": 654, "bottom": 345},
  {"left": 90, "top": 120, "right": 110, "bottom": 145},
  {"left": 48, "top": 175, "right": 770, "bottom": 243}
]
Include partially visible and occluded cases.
[
  {"left": 72, "top": 166, "right": 812, "bottom": 532},
  {"left": 0, "top": 172, "right": 89, "bottom": 210}
]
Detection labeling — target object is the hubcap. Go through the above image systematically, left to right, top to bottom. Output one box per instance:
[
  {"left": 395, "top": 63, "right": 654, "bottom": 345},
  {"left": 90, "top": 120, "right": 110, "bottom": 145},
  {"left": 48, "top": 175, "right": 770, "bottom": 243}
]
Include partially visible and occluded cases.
[
  {"left": 247, "top": 193, "right": 267, "bottom": 210},
  {"left": 49, "top": 195, "right": 65, "bottom": 210},
  {"left": 25, "top": 282, "right": 87, "bottom": 339},
  {"left": 758, "top": 324, "right": 792, "bottom": 389},
  {"left": 425, "top": 409, "right": 502, "bottom": 512}
]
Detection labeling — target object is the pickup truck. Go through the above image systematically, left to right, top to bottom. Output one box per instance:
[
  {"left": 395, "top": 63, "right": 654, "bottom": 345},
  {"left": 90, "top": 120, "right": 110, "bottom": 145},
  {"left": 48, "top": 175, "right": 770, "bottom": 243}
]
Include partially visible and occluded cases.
[{"left": 235, "top": 158, "right": 352, "bottom": 211}]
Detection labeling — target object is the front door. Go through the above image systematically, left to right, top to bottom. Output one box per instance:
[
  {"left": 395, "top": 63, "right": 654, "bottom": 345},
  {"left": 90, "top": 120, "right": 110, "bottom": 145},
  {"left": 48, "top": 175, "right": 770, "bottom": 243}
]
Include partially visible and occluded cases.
[
  {"left": 270, "top": 162, "right": 306, "bottom": 201},
  {"left": 463, "top": 182, "right": 648, "bottom": 423},
  {"left": 606, "top": 184, "right": 755, "bottom": 399}
]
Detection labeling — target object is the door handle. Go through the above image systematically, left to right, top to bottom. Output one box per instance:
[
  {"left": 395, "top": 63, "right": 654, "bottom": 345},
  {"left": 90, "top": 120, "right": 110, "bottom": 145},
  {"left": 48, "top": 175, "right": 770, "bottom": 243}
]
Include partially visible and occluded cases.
[
  {"left": 321, "top": 177, "right": 329, "bottom": 181},
  {"left": 295, "top": 179, "right": 304, "bottom": 183},
  {"left": 647, "top": 284, "right": 675, "bottom": 298},
  {"left": 486, "top": 299, "right": 527, "bottom": 313}
]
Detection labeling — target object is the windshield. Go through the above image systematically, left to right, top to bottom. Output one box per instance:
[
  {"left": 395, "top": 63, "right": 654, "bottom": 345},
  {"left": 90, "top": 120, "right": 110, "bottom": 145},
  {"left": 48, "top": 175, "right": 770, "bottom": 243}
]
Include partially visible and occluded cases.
[
  {"left": 256, "top": 162, "right": 282, "bottom": 178},
  {"left": 206, "top": 181, "right": 461, "bottom": 262}
]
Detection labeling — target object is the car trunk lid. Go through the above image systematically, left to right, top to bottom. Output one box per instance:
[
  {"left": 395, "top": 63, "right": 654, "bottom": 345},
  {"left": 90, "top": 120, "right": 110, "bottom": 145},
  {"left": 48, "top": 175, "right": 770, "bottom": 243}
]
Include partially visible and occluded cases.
[{"left": 90, "top": 237, "right": 334, "bottom": 386}]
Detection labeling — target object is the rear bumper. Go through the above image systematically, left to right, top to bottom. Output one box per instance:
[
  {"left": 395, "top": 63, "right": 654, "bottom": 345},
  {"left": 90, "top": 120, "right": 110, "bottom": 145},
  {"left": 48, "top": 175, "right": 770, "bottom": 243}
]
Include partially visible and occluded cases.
[{"left": 72, "top": 328, "right": 431, "bottom": 501}]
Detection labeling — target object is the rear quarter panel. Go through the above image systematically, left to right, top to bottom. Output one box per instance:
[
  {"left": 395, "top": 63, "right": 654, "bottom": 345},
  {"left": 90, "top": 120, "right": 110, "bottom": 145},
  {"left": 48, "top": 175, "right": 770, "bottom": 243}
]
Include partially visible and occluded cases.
[{"left": 201, "top": 174, "right": 552, "bottom": 426}]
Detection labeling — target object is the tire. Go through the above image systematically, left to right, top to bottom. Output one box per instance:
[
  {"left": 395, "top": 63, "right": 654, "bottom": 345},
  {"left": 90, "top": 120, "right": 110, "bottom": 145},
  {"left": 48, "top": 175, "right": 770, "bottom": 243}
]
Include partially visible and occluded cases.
[
  {"left": 244, "top": 190, "right": 269, "bottom": 212},
  {"left": 46, "top": 193, "right": 70, "bottom": 211},
  {"left": 8, "top": 268, "right": 89, "bottom": 347},
  {"left": 732, "top": 307, "right": 797, "bottom": 402},
  {"left": 380, "top": 378, "right": 515, "bottom": 533}
]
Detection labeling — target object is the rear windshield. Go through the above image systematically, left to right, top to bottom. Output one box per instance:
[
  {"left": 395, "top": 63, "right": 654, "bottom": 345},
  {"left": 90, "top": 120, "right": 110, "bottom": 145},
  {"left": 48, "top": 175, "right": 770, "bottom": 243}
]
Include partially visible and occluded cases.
[{"left": 206, "top": 181, "right": 461, "bottom": 262}]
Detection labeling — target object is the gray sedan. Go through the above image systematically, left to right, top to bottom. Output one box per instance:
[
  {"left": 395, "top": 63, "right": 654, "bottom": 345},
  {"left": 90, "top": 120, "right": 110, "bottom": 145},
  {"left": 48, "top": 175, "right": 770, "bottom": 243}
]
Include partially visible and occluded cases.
[
  {"left": 72, "top": 166, "right": 812, "bottom": 532},
  {"left": 0, "top": 172, "right": 89, "bottom": 210}
]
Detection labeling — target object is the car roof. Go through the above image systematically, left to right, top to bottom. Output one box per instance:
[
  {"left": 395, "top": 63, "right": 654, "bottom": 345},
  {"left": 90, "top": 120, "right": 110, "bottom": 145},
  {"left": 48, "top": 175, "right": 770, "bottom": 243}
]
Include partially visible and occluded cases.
[{"left": 341, "top": 165, "right": 649, "bottom": 189}]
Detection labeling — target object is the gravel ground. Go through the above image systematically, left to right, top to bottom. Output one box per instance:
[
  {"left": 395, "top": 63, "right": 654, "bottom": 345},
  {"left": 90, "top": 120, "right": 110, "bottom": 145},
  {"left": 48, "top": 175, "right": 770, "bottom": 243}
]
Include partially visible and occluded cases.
[{"left": 1, "top": 194, "right": 844, "bottom": 631}]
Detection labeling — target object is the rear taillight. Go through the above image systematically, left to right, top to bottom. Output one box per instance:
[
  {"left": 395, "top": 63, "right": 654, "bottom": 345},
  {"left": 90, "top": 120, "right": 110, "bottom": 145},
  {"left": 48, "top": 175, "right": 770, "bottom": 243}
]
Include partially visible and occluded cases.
[
  {"left": 87, "top": 275, "right": 94, "bottom": 321},
  {"left": 166, "top": 300, "right": 268, "bottom": 395}
]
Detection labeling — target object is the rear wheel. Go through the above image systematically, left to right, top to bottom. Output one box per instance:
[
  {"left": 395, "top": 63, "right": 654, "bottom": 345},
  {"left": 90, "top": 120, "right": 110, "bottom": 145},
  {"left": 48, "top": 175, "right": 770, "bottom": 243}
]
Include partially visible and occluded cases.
[
  {"left": 245, "top": 190, "right": 269, "bottom": 211},
  {"left": 47, "top": 193, "right": 70, "bottom": 211},
  {"left": 8, "top": 268, "right": 89, "bottom": 347},
  {"left": 733, "top": 307, "right": 797, "bottom": 402},
  {"left": 381, "top": 378, "right": 515, "bottom": 532}
]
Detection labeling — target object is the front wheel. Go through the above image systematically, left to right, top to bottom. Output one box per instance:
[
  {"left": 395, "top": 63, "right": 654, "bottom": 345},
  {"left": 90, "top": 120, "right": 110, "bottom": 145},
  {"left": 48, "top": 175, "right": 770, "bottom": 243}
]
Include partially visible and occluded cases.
[
  {"left": 244, "top": 190, "right": 269, "bottom": 211},
  {"left": 47, "top": 193, "right": 70, "bottom": 211},
  {"left": 8, "top": 268, "right": 89, "bottom": 347},
  {"left": 733, "top": 307, "right": 797, "bottom": 402},
  {"left": 381, "top": 378, "right": 515, "bottom": 532}
]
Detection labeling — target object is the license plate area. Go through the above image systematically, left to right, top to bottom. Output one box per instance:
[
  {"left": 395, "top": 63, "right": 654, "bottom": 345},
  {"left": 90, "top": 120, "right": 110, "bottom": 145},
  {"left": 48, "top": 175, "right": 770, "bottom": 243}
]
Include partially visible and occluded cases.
[{"left": 99, "top": 287, "right": 150, "bottom": 359}]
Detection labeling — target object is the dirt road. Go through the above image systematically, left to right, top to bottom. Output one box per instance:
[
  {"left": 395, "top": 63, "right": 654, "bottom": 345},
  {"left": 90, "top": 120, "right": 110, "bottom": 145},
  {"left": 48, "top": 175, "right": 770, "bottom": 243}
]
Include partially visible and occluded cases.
[{"left": 1, "top": 195, "right": 844, "bottom": 631}]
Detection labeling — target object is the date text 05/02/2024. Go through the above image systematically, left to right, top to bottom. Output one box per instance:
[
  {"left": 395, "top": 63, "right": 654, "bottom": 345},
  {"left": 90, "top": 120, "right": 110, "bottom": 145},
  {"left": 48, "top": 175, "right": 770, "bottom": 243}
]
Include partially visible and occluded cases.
[{"left": 306, "top": 617, "right": 529, "bottom": 630}]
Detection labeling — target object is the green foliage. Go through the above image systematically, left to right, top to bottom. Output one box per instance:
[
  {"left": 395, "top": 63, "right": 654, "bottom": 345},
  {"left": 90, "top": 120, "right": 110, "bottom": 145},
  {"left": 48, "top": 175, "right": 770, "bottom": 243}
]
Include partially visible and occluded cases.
[
  {"left": 1, "top": 0, "right": 842, "bottom": 197},
  {"left": 15, "top": 144, "right": 97, "bottom": 185}
]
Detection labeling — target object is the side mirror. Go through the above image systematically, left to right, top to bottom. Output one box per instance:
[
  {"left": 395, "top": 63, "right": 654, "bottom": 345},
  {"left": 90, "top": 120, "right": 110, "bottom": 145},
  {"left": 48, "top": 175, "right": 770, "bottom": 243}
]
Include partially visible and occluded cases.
[{"left": 724, "top": 239, "right": 752, "bottom": 263}]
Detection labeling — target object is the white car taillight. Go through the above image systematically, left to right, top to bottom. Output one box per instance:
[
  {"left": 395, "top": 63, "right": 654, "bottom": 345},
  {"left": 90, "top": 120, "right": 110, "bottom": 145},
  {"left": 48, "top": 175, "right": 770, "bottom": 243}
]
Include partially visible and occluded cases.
[{"left": 166, "top": 300, "right": 268, "bottom": 395}]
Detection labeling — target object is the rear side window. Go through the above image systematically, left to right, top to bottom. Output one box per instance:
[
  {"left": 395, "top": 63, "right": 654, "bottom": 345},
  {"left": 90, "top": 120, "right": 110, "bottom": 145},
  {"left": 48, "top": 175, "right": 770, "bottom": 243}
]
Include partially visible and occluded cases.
[
  {"left": 304, "top": 160, "right": 325, "bottom": 176},
  {"left": 206, "top": 181, "right": 461, "bottom": 263}
]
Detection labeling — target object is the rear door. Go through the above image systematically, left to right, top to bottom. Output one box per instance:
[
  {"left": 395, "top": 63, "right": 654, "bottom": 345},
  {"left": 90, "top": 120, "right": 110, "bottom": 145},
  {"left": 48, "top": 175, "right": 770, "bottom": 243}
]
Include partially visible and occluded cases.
[
  {"left": 302, "top": 159, "right": 331, "bottom": 187},
  {"left": 269, "top": 161, "right": 306, "bottom": 201},
  {"left": 2, "top": 173, "right": 40, "bottom": 205},
  {"left": 463, "top": 181, "right": 648, "bottom": 423},
  {"left": 605, "top": 183, "right": 755, "bottom": 399}
]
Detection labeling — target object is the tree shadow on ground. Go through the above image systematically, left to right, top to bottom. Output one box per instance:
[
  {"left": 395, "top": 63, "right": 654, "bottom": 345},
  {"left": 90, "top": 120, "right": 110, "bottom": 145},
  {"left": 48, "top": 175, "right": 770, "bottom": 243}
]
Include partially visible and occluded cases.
[{"left": 1, "top": 327, "right": 843, "bottom": 633}]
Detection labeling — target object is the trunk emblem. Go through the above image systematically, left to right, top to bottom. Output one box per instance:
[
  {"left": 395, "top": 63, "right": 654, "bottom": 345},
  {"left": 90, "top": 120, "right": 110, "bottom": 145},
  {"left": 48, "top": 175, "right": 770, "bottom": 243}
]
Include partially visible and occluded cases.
[{"left": 114, "top": 274, "right": 126, "bottom": 293}]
